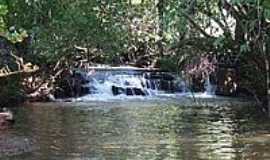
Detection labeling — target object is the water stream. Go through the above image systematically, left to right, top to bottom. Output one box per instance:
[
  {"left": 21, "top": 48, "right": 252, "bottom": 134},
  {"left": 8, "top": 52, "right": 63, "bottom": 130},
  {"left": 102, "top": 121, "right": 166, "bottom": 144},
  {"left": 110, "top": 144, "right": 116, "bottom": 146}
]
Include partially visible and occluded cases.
[{"left": 1, "top": 101, "right": 270, "bottom": 160}]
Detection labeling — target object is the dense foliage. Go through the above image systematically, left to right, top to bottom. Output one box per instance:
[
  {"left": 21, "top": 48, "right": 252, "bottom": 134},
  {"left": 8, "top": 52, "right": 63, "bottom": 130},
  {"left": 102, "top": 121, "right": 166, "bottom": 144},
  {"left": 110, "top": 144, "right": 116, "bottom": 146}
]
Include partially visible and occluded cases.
[{"left": 0, "top": 0, "right": 269, "bottom": 113}]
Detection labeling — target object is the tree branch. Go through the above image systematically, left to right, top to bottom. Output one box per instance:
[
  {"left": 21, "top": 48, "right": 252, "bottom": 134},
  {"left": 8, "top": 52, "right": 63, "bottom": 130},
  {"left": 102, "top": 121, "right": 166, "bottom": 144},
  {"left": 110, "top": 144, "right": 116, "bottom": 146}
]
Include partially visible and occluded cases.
[
  {"left": 180, "top": 11, "right": 213, "bottom": 38},
  {"left": 0, "top": 53, "right": 39, "bottom": 78}
]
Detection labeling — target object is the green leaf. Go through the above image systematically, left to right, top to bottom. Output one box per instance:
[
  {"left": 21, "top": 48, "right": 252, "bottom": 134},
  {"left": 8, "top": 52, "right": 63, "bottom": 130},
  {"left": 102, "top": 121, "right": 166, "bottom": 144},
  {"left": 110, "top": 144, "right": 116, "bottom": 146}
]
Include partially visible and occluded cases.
[
  {"left": 263, "top": 0, "right": 270, "bottom": 9},
  {"left": 240, "top": 43, "right": 250, "bottom": 53}
]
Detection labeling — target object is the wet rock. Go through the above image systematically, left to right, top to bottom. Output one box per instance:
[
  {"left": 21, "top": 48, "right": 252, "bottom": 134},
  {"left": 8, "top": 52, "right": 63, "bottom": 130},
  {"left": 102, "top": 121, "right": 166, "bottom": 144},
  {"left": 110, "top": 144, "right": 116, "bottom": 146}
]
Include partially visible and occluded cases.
[
  {"left": 216, "top": 67, "right": 238, "bottom": 96},
  {"left": 54, "top": 70, "right": 90, "bottom": 99},
  {"left": 144, "top": 72, "right": 175, "bottom": 81},
  {"left": 144, "top": 72, "right": 176, "bottom": 92},
  {"left": 146, "top": 80, "right": 157, "bottom": 90},
  {"left": 160, "top": 80, "right": 174, "bottom": 92},
  {"left": 112, "top": 85, "right": 125, "bottom": 95},
  {"left": 81, "top": 86, "right": 90, "bottom": 95},
  {"left": 112, "top": 86, "right": 147, "bottom": 96},
  {"left": 126, "top": 87, "right": 147, "bottom": 96},
  {"left": 126, "top": 88, "right": 133, "bottom": 96},
  {"left": 133, "top": 88, "right": 147, "bottom": 96}
]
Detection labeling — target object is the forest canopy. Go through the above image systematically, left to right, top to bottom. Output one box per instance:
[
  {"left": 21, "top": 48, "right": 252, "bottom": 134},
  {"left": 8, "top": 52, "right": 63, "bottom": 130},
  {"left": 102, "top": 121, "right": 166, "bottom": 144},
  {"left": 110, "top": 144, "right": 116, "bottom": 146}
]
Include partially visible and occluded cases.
[{"left": 0, "top": 0, "right": 269, "bottom": 113}]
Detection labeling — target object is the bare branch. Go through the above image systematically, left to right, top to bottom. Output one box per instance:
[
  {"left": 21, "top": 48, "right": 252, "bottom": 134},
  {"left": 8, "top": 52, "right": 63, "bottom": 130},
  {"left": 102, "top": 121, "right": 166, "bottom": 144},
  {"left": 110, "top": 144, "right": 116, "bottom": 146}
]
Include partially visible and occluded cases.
[{"left": 0, "top": 53, "right": 39, "bottom": 78}]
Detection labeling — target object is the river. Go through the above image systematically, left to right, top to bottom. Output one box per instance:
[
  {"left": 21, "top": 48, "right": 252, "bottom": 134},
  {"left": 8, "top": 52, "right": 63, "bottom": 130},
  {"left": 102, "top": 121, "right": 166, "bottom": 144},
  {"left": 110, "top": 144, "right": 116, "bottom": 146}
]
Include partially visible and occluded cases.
[{"left": 1, "top": 99, "right": 270, "bottom": 160}]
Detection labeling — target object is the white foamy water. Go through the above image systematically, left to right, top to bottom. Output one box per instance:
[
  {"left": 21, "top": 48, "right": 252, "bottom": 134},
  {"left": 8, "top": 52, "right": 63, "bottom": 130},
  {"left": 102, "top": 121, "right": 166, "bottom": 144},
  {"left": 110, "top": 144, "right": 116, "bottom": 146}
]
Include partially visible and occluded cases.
[{"left": 70, "top": 67, "right": 217, "bottom": 101}]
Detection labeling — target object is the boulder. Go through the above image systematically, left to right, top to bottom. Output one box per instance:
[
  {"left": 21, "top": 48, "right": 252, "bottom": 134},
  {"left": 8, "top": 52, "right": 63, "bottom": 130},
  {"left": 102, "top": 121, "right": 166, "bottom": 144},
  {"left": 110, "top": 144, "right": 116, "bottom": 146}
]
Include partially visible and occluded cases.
[
  {"left": 112, "top": 85, "right": 147, "bottom": 96},
  {"left": 112, "top": 85, "right": 125, "bottom": 95}
]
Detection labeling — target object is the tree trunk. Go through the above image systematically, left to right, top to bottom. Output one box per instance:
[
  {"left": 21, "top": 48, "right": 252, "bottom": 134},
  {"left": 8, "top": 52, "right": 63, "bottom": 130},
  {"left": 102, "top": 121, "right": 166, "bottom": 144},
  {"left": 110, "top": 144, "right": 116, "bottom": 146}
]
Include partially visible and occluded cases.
[
  {"left": 157, "top": 0, "right": 164, "bottom": 57},
  {"left": 263, "top": 29, "right": 270, "bottom": 115},
  {"left": 264, "top": 35, "right": 270, "bottom": 116},
  {"left": 265, "top": 55, "right": 270, "bottom": 116}
]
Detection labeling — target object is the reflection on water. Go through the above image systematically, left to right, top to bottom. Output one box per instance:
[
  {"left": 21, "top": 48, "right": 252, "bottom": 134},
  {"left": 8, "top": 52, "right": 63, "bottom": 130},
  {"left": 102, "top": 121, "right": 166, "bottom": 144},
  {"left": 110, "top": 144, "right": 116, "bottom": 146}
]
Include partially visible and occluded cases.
[{"left": 1, "top": 101, "right": 270, "bottom": 160}]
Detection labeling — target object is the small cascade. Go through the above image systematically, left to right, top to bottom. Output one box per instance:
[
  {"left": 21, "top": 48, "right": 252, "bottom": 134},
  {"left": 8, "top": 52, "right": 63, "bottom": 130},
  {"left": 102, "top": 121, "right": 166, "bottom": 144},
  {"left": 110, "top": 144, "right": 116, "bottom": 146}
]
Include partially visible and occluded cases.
[
  {"left": 58, "top": 66, "right": 222, "bottom": 101},
  {"left": 71, "top": 67, "right": 188, "bottom": 101},
  {"left": 183, "top": 75, "right": 217, "bottom": 99},
  {"left": 188, "top": 75, "right": 217, "bottom": 98},
  {"left": 204, "top": 76, "right": 216, "bottom": 95}
]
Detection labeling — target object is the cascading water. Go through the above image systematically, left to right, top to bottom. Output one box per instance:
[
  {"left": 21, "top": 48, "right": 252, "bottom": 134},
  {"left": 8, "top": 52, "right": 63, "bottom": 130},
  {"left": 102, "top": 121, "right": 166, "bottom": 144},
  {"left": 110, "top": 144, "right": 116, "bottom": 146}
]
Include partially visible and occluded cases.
[
  {"left": 69, "top": 66, "right": 217, "bottom": 101},
  {"left": 194, "top": 75, "right": 217, "bottom": 98},
  {"left": 204, "top": 75, "right": 216, "bottom": 95}
]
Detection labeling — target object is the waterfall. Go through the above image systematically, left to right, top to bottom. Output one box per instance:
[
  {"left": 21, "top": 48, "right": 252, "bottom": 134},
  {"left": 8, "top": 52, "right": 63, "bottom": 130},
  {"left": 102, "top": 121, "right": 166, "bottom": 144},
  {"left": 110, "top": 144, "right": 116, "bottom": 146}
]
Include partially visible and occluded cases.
[
  {"left": 63, "top": 66, "right": 221, "bottom": 101},
  {"left": 72, "top": 67, "right": 189, "bottom": 101},
  {"left": 84, "top": 72, "right": 165, "bottom": 96},
  {"left": 184, "top": 75, "right": 217, "bottom": 99},
  {"left": 200, "top": 75, "right": 217, "bottom": 98},
  {"left": 204, "top": 76, "right": 214, "bottom": 95}
]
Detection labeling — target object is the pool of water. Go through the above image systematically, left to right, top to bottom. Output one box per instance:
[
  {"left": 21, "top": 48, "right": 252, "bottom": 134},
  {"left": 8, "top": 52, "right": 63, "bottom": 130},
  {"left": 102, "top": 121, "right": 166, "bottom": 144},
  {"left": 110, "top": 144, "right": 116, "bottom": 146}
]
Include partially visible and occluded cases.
[{"left": 1, "top": 100, "right": 270, "bottom": 160}]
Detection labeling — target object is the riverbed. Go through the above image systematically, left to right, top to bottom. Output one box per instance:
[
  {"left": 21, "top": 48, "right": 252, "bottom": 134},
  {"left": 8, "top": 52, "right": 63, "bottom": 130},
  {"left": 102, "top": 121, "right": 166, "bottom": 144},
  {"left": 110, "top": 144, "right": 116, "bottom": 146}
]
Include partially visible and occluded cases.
[{"left": 1, "top": 99, "right": 270, "bottom": 160}]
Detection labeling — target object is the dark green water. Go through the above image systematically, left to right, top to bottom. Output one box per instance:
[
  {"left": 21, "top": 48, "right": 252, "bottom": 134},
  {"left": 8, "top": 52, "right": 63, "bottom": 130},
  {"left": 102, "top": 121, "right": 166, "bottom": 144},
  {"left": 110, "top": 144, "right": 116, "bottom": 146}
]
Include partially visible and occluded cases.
[{"left": 1, "top": 100, "right": 270, "bottom": 160}]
